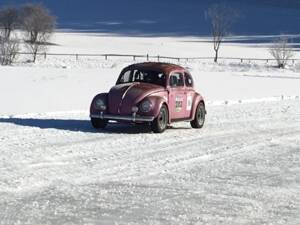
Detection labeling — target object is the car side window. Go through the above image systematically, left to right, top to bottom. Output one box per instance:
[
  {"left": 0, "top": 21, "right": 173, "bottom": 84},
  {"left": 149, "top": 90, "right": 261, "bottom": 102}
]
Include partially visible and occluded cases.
[
  {"left": 119, "top": 70, "right": 132, "bottom": 83},
  {"left": 185, "top": 72, "right": 194, "bottom": 87},
  {"left": 170, "top": 73, "right": 184, "bottom": 87}
]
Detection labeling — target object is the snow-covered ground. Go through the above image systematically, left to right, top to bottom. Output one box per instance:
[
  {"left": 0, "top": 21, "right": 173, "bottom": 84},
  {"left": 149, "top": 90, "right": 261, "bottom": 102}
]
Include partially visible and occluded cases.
[
  {"left": 0, "top": 32, "right": 300, "bottom": 224},
  {"left": 1, "top": 100, "right": 299, "bottom": 225}
]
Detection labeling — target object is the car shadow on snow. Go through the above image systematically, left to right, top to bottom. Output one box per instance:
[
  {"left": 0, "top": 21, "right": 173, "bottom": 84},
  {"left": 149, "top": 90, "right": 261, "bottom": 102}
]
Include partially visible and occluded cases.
[
  {"left": 0, "top": 117, "right": 158, "bottom": 134},
  {"left": 0, "top": 117, "right": 96, "bottom": 133}
]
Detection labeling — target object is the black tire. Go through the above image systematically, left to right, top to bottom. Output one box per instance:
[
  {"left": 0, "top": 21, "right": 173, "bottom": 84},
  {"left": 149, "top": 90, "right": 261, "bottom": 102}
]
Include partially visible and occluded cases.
[
  {"left": 190, "top": 102, "right": 205, "bottom": 129},
  {"left": 151, "top": 105, "right": 169, "bottom": 133},
  {"left": 91, "top": 118, "right": 108, "bottom": 129}
]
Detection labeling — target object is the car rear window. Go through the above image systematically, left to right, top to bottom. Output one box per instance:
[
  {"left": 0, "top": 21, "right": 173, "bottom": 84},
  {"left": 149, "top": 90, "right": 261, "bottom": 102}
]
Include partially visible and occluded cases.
[{"left": 185, "top": 72, "right": 194, "bottom": 87}]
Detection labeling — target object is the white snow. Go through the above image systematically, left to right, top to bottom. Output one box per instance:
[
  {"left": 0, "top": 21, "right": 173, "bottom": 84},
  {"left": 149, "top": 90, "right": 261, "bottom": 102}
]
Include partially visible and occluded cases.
[
  {"left": 0, "top": 32, "right": 300, "bottom": 224},
  {"left": 1, "top": 33, "right": 300, "bottom": 115},
  {"left": 0, "top": 100, "right": 299, "bottom": 225}
]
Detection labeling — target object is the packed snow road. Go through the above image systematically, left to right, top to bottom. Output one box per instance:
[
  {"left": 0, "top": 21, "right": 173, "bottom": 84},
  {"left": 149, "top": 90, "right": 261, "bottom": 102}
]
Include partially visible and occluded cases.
[{"left": 0, "top": 99, "right": 299, "bottom": 225}]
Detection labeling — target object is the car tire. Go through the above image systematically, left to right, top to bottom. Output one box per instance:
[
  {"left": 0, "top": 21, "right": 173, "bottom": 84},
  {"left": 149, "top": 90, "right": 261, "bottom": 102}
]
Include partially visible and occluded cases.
[
  {"left": 190, "top": 102, "right": 205, "bottom": 129},
  {"left": 151, "top": 105, "right": 168, "bottom": 133},
  {"left": 91, "top": 118, "right": 108, "bottom": 129}
]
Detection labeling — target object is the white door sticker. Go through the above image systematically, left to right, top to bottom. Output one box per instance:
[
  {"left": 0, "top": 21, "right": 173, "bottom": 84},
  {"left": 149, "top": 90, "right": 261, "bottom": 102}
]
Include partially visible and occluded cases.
[{"left": 187, "top": 95, "right": 192, "bottom": 111}]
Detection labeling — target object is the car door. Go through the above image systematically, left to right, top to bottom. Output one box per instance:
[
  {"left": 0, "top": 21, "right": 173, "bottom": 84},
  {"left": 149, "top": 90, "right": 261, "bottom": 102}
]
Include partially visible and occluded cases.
[{"left": 168, "top": 72, "right": 187, "bottom": 120}]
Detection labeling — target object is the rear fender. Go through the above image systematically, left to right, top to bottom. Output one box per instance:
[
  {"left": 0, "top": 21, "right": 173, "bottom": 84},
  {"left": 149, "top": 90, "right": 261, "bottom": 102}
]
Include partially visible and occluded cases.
[{"left": 191, "top": 94, "right": 205, "bottom": 120}]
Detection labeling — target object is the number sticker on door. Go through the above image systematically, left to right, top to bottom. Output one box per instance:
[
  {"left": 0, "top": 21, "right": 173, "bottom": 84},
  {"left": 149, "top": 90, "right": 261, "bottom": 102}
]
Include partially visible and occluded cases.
[{"left": 175, "top": 96, "right": 183, "bottom": 112}]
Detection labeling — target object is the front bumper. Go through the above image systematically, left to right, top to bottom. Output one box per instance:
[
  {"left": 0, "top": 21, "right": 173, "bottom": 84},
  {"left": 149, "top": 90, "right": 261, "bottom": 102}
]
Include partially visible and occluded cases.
[{"left": 90, "top": 112, "right": 155, "bottom": 122}]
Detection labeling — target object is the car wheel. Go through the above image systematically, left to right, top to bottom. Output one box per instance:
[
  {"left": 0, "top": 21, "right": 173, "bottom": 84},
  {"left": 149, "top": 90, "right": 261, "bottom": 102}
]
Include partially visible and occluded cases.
[
  {"left": 190, "top": 102, "right": 205, "bottom": 129},
  {"left": 151, "top": 105, "right": 168, "bottom": 133},
  {"left": 91, "top": 118, "right": 108, "bottom": 129}
]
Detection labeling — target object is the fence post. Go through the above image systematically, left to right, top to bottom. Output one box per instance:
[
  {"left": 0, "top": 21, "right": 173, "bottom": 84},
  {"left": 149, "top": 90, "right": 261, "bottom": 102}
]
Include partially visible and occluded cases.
[
  {"left": 44, "top": 52, "right": 47, "bottom": 60},
  {"left": 76, "top": 54, "right": 78, "bottom": 61},
  {"left": 147, "top": 54, "right": 149, "bottom": 61},
  {"left": 105, "top": 55, "right": 108, "bottom": 60},
  {"left": 133, "top": 55, "right": 136, "bottom": 61},
  {"left": 157, "top": 55, "right": 160, "bottom": 62},
  {"left": 178, "top": 58, "right": 180, "bottom": 62},
  {"left": 240, "top": 59, "right": 243, "bottom": 63},
  {"left": 266, "top": 59, "right": 268, "bottom": 63}
]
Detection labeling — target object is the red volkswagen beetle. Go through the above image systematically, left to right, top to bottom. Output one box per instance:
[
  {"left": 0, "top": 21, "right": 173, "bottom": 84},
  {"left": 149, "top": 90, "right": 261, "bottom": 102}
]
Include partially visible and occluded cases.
[{"left": 90, "top": 62, "right": 206, "bottom": 133}]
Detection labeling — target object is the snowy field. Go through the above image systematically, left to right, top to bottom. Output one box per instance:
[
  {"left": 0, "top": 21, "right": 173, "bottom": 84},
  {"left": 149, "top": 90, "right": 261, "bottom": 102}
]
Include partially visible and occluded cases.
[
  {"left": 0, "top": 32, "right": 300, "bottom": 224},
  {"left": 1, "top": 32, "right": 300, "bottom": 115},
  {"left": 1, "top": 100, "right": 299, "bottom": 225}
]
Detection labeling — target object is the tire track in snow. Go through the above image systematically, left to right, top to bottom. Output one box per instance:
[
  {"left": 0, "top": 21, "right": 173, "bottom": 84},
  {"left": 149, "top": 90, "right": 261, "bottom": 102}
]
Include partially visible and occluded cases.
[
  {"left": 1, "top": 101, "right": 300, "bottom": 186},
  {"left": 2, "top": 114, "right": 299, "bottom": 192}
]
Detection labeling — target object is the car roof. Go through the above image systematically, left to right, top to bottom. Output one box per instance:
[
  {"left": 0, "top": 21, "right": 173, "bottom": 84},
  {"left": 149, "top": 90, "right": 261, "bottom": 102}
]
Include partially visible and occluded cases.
[{"left": 125, "top": 62, "right": 187, "bottom": 75}]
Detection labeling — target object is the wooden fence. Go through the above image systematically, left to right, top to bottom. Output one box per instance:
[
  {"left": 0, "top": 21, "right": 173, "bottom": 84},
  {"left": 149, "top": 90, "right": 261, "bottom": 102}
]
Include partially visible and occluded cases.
[{"left": 16, "top": 52, "right": 300, "bottom": 64}]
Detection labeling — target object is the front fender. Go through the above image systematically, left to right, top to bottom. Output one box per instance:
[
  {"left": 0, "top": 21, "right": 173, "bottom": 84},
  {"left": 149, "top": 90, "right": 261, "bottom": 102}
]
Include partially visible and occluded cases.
[
  {"left": 90, "top": 93, "right": 108, "bottom": 114},
  {"left": 140, "top": 95, "right": 168, "bottom": 119}
]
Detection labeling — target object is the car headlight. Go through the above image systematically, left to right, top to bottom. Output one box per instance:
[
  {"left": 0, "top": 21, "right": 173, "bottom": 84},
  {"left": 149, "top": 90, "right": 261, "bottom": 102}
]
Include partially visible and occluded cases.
[
  {"left": 94, "top": 98, "right": 106, "bottom": 110},
  {"left": 140, "top": 99, "right": 153, "bottom": 113}
]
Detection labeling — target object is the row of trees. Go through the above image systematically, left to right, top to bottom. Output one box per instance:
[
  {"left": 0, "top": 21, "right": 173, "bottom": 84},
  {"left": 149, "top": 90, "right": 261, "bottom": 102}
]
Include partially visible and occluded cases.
[
  {"left": 207, "top": 3, "right": 295, "bottom": 68},
  {"left": 0, "top": 4, "right": 55, "bottom": 65}
]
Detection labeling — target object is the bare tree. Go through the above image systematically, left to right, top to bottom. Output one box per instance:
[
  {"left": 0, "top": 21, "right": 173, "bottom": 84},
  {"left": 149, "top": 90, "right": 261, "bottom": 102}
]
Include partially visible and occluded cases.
[
  {"left": 21, "top": 4, "right": 55, "bottom": 62},
  {"left": 207, "top": 4, "right": 238, "bottom": 63},
  {"left": 0, "top": 6, "right": 19, "bottom": 39},
  {"left": 25, "top": 33, "right": 49, "bottom": 63},
  {"left": 0, "top": 34, "right": 19, "bottom": 65},
  {"left": 269, "top": 36, "right": 294, "bottom": 69}
]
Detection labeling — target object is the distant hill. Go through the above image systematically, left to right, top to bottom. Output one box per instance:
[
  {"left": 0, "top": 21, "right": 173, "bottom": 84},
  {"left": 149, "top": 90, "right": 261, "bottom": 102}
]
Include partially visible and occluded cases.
[{"left": 1, "top": 0, "right": 300, "bottom": 36}]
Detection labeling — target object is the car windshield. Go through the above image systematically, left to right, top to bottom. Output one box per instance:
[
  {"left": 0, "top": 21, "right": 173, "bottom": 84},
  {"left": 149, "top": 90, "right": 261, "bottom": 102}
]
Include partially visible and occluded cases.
[{"left": 117, "top": 69, "right": 166, "bottom": 87}]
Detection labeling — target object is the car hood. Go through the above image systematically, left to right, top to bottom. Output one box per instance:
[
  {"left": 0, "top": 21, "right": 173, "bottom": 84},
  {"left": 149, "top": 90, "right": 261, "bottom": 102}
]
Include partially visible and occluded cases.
[{"left": 108, "top": 82, "right": 164, "bottom": 114}]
